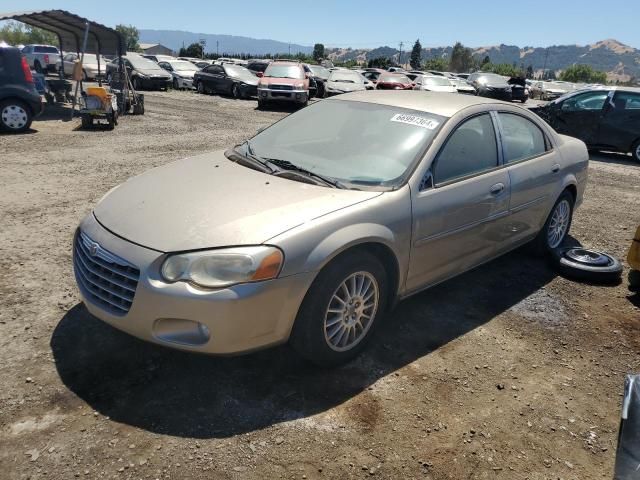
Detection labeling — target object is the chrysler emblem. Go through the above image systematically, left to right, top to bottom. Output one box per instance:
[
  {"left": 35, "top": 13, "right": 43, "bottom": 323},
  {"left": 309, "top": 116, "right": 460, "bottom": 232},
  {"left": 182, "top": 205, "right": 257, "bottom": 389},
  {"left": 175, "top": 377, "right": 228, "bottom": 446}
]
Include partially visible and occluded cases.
[{"left": 89, "top": 241, "right": 99, "bottom": 257}]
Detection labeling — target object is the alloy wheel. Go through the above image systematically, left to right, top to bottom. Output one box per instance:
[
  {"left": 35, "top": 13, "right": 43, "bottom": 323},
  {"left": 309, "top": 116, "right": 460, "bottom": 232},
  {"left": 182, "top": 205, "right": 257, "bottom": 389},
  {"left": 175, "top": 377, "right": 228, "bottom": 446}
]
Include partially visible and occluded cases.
[
  {"left": 1, "top": 104, "right": 28, "bottom": 130},
  {"left": 635, "top": 143, "right": 640, "bottom": 161},
  {"left": 547, "top": 199, "right": 571, "bottom": 248},
  {"left": 323, "top": 271, "right": 379, "bottom": 352}
]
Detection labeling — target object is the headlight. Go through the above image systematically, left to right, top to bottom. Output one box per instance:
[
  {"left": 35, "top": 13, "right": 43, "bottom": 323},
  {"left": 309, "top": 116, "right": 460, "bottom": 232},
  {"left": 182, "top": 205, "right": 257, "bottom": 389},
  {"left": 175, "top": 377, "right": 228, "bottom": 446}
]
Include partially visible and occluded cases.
[
  {"left": 137, "top": 73, "right": 148, "bottom": 79},
  {"left": 294, "top": 83, "right": 305, "bottom": 89},
  {"left": 161, "top": 246, "right": 284, "bottom": 289}
]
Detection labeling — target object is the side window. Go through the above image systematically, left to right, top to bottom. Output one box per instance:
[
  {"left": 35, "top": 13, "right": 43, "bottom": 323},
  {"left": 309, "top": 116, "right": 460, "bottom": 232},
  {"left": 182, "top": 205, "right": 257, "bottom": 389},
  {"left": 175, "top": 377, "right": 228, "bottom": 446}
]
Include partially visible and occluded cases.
[
  {"left": 0, "top": 53, "right": 5, "bottom": 77},
  {"left": 562, "top": 91, "right": 608, "bottom": 111},
  {"left": 612, "top": 92, "right": 640, "bottom": 110},
  {"left": 499, "top": 113, "right": 548, "bottom": 163},
  {"left": 434, "top": 114, "right": 498, "bottom": 184}
]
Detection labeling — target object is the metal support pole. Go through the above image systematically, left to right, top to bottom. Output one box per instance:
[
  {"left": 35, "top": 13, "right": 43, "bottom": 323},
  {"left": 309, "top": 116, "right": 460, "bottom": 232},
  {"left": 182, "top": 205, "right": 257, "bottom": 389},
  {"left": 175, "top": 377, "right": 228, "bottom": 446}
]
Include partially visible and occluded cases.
[{"left": 70, "top": 22, "right": 90, "bottom": 119}]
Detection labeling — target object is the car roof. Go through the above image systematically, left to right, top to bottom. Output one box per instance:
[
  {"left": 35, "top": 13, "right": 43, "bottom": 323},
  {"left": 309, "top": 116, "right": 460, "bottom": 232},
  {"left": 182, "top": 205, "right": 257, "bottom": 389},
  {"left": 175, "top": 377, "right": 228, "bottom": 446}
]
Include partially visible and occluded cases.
[{"left": 334, "top": 90, "right": 510, "bottom": 117}]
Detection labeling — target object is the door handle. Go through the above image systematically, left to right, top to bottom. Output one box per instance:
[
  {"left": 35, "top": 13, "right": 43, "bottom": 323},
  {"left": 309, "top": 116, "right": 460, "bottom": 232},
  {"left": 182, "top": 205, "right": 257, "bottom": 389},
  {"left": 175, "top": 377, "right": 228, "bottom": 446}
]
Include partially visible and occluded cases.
[
  {"left": 551, "top": 164, "right": 560, "bottom": 173},
  {"left": 490, "top": 183, "right": 505, "bottom": 195}
]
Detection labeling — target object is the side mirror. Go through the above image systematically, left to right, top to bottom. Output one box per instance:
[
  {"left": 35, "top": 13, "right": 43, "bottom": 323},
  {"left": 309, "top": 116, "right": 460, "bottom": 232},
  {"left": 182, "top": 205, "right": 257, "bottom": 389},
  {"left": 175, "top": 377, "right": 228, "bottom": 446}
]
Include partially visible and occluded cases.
[{"left": 256, "top": 72, "right": 264, "bottom": 78}]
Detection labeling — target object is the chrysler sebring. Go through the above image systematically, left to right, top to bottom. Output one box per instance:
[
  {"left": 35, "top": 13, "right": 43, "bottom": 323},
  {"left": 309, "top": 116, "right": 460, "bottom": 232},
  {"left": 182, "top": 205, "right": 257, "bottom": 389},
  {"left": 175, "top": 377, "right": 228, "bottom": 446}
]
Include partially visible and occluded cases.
[{"left": 73, "top": 91, "right": 588, "bottom": 366}]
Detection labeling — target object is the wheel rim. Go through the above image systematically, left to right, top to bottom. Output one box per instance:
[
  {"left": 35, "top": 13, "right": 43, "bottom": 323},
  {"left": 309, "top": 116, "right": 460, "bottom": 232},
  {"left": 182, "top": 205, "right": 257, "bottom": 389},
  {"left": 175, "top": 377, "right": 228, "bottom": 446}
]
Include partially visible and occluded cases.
[
  {"left": 197, "top": 82, "right": 203, "bottom": 93},
  {"left": 233, "top": 85, "right": 239, "bottom": 98},
  {"left": 2, "top": 104, "right": 28, "bottom": 130},
  {"left": 635, "top": 143, "right": 640, "bottom": 160},
  {"left": 547, "top": 199, "right": 571, "bottom": 248},
  {"left": 565, "top": 248, "right": 611, "bottom": 266},
  {"left": 323, "top": 271, "right": 379, "bottom": 352}
]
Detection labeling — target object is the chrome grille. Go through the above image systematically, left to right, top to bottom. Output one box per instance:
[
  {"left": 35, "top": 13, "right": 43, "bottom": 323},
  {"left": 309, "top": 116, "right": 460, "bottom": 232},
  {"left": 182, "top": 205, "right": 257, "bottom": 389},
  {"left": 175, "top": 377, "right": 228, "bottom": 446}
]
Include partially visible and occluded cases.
[
  {"left": 270, "top": 84, "right": 294, "bottom": 91},
  {"left": 73, "top": 231, "right": 139, "bottom": 316}
]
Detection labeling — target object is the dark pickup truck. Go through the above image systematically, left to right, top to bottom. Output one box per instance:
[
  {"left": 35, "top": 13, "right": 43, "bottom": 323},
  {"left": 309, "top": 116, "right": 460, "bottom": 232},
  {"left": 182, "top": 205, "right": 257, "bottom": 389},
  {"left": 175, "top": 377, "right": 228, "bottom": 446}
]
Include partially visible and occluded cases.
[{"left": 1, "top": 46, "right": 43, "bottom": 132}]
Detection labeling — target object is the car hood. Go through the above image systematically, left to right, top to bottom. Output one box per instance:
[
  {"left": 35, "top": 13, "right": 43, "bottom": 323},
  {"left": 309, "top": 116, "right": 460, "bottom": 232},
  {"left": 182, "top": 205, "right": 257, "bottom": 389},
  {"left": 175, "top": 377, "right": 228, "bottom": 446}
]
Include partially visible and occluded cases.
[
  {"left": 137, "top": 67, "right": 171, "bottom": 77},
  {"left": 175, "top": 70, "right": 198, "bottom": 78},
  {"left": 233, "top": 76, "right": 259, "bottom": 86},
  {"left": 327, "top": 81, "right": 366, "bottom": 92},
  {"left": 484, "top": 82, "right": 510, "bottom": 89},
  {"left": 424, "top": 85, "right": 456, "bottom": 92},
  {"left": 93, "top": 151, "right": 381, "bottom": 252}
]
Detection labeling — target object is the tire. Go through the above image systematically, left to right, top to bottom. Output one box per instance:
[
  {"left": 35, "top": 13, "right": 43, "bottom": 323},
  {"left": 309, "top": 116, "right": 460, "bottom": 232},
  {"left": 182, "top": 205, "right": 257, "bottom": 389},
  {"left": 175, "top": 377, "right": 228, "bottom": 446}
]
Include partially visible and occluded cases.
[
  {"left": 82, "top": 69, "right": 88, "bottom": 82},
  {"left": 132, "top": 77, "right": 141, "bottom": 91},
  {"left": 173, "top": 78, "right": 180, "bottom": 90},
  {"left": 196, "top": 81, "right": 205, "bottom": 94},
  {"left": 317, "top": 82, "right": 326, "bottom": 99},
  {"left": 231, "top": 83, "right": 241, "bottom": 99},
  {"left": 0, "top": 99, "right": 33, "bottom": 133},
  {"left": 257, "top": 100, "right": 266, "bottom": 110},
  {"left": 107, "top": 113, "right": 115, "bottom": 130},
  {"left": 80, "top": 115, "right": 92, "bottom": 129},
  {"left": 631, "top": 139, "right": 640, "bottom": 163},
  {"left": 532, "top": 190, "right": 574, "bottom": 255},
  {"left": 552, "top": 247, "right": 622, "bottom": 284},
  {"left": 290, "top": 250, "right": 388, "bottom": 367},
  {"left": 629, "top": 270, "right": 640, "bottom": 292}
]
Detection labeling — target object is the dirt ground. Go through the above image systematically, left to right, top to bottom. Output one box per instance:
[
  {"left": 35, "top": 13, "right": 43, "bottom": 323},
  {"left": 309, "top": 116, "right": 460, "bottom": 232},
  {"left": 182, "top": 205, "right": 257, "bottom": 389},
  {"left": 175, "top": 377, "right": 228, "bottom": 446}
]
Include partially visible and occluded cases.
[{"left": 1, "top": 89, "right": 639, "bottom": 480}]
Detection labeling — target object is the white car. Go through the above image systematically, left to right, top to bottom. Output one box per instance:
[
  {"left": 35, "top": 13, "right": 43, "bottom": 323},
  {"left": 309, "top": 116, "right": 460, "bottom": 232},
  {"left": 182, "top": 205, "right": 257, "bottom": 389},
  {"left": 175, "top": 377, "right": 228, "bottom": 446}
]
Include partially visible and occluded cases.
[
  {"left": 58, "top": 53, "right": 107, "bottom": 80},
  {"left": 158, "top": 60, "right": 200, "bottom": 89},
  {"left": 325, "top": 70, "right": 372, "bottom": 96},
  {"left": 414, "top": 75, "right": 457, "bottom": 93}
]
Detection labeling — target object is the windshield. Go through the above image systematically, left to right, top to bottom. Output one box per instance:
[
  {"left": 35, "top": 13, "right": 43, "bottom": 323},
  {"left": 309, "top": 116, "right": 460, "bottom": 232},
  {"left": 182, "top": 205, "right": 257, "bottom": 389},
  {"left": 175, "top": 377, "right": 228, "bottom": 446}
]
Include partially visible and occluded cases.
[
  {"left": 128, "top": 56, "right": 162, "bottom": 70},
  {"left": 169, "top": 61, "right": 197, "bottom": 71},
  {"left": 264, "top": 64, "right": 304, "bottom": 79},
  {"left": 225, "top": 65, "right": 257, "bottom": 81},
  {"left": 308, "top": 65, "right": 330, "bottom": 78},
  {"left": 329, "top": 71, "right": 364, "bottom": 83},
  {"left": 379, "top": 74, "right": 411, "bottom": 84},
  {"left": 479, "top": 74, "right": 505, "bottom": 84},
  {"left": 424, "top": 77, "right": 451, "bottom": 86},
  {"left": 245, "top": 100, "right": 446, "bottom": 188}
]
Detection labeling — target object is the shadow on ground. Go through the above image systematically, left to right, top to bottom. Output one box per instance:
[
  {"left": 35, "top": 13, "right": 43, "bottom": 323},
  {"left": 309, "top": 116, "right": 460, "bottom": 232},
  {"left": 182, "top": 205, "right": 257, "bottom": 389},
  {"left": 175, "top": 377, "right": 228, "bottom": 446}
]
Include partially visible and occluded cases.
[
  {"left": 590, "top": 151, "right": 637, "bottom": 167},
  {"left": 52, "top": 248, "right": 557, "bottom": 439}
]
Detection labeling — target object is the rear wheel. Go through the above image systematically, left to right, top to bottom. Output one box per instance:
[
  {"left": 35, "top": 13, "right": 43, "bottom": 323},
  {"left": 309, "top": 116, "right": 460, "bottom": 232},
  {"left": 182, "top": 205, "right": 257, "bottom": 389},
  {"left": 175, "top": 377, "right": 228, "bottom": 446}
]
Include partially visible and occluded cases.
[
  {"left": 173, "top": 78, "right": 180, "bottom": 90},
  {"left": 196, "top": 81, "right": 205, "bottom": 94},
  {"left": 0, "top": 99, "right": 32, "bottom": 133},
  {"left": 631, "top": 139, "right": 640, "bottom": 163},
  {"left": 532, "top": 190, "right": 574, "bottom": 254},
  {"left": 290, "top": 251, "right": 388, "bottom": 367}
]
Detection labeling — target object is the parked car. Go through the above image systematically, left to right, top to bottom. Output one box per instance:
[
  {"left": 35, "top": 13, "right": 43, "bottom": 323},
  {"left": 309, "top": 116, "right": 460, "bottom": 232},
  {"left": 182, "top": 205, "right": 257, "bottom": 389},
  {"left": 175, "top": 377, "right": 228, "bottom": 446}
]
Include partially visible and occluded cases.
[
  {"left": 21, "top": 44, "right": 60, "bottom": 74},
  {"left": 0, "top": 46, "right": 43, "bottom": 132},
  {"left": 58, "top": 53, "right": 107, "bottom": 80},
  {"left": 106, "top": 54, "right": 172, "bottom": 91},
  {"left": 141, "top": 54, "right": 176, "bottom": 63},
  {"left": 177, "top": 57, "right": 202, "bottom": 64},
  {"left": 247, "top": 59, "right": 272, "bottom": 76},
  {"left": 158, "top": 60, "right": 200, "bottom": 89},
  {"left": 194, "top": 61, "right": 212, "bottom": 70},
  {"left": 257, "top": 61, "right": 309, "bottom": 108},
  {"left": 193, "top": 63, "right": 259, "bottom": 98},
  {"left": 305, "top": 64, "right": 331, "bottom": 98},
  {"left": 387, "top": 67, "right": 406, "bottom": 73},
  {"left": 325, "top": 69, "right": 370, "bottom": 96},
  {"left": 362, "top": 69, "right": 385, "bottom": 86},
  {"left": 468, "top": 72, "right": 512, "bottom": 101},
  {"left": 375, "top": 73, "right": 414, "bottom": 90},
  {"left": 413, "top": 75, "right": 457, "bottom": 93},
  {"left": 449, "top": 77, "right": 476, "bottom": 95},
  {"left": 508, "top": 77, "right": 529, "bottom": 103},
  {"left": 530, "top": 81, "right": 569, "bottom": 100},
  {"left": 531, "top": 87, "right": 640, "bottom": 162},
  {"left": 73, "top": 91, "right": 588, "bottom": 366}
]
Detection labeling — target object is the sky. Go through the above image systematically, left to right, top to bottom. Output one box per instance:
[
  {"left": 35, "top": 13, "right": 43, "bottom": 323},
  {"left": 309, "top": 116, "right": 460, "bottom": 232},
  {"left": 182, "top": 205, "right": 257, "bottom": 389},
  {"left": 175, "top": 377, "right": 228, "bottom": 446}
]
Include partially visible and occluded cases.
[{"left": 1, "top": 0, "right": 638, "bottom": 49}]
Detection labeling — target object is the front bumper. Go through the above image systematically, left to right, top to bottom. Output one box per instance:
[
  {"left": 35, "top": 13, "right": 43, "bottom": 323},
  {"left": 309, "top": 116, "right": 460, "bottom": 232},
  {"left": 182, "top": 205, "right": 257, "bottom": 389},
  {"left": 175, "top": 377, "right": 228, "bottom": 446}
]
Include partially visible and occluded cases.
[
  {"left": 139, "top": 76, "right": 172, "bottom": 90},
  {"left": 240, "top": 84, "right": 258, "bottom": 98},
  {"left": 258, "top": 88, "right": 308, "bottom": 103},
  {"left": 481, "top": 88, "right": 513, "bottom": 100},
  {"left": 73, "top": 213, "right": 316, "bottom": 355}
]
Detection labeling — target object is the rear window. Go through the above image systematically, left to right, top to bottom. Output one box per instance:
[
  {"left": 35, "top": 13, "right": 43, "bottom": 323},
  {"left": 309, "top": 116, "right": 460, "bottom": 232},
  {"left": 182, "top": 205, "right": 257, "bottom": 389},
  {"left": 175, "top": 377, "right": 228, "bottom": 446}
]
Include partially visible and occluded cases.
[
  {"left": 34, "top": 46, "right": 59, "bottom": 54},
  {"left": 379, "top": 74, "right": 411, "bottom": 84}
]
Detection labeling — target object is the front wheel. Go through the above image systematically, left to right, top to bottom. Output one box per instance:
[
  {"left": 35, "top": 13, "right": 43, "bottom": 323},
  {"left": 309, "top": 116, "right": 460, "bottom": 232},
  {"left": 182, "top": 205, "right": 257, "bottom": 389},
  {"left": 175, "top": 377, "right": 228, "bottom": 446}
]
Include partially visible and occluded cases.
[
  {"left": 173, "top": 78, "right": 180, "bottom": 90},
  {"left": 196, "top": 81, "right": 205, "bottom": 94},
  {"left": 231, "top": 83, "right": 241, "bottom": 99},
  {"left": 631, "top": 139, "right": 640, "bottom": 163},
  {"left": 532, "top": 190, "right": 574, "bottom": 254},
  {"left": 290, "top": 251, "right": 388, "bottom": 367}
]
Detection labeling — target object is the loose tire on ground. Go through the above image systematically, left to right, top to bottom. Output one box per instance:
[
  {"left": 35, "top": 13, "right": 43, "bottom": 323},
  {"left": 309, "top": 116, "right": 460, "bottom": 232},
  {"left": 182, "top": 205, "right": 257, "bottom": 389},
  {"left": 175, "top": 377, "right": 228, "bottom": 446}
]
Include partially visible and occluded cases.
[
  {"left": 551, "top": 247, "right": 623, "bottom": 284},
  {"left": 290, "top": 250, "right": 388, "bottom": 367}
]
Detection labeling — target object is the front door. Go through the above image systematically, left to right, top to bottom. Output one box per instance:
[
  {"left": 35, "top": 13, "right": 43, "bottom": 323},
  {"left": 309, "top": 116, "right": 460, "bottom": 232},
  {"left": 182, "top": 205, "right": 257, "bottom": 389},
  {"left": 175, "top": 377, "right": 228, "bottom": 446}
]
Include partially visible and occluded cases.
[
  {"left": 552, "top": 90, "right": 609, "bottom": 144},
  {"left": 407, "top": 113, "right": 511, "bottom": 292}
]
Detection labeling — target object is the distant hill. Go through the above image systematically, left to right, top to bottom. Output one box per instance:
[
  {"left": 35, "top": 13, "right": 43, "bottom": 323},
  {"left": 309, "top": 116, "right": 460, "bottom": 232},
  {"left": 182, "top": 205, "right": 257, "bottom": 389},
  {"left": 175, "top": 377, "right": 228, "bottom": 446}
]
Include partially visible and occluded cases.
[
  {"left": 139, "top": 29, "right": 312, "bottom": 56},
  {"left": 327, "top": 39, "right": 640, "bottom": 80}
]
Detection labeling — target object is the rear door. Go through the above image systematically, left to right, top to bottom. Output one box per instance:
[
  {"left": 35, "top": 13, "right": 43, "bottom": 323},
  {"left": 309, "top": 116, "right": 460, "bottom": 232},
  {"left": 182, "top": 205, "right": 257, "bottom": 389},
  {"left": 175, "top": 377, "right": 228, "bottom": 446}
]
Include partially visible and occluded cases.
[
  {"left": 552, "top": 90, "right": 609, "bottom": 144},
  {"left": 595, "top": 91, "right": 640, "bottom": 152},
  {"left": 407, "top": 112, "right": 511, "bottom": 291}
]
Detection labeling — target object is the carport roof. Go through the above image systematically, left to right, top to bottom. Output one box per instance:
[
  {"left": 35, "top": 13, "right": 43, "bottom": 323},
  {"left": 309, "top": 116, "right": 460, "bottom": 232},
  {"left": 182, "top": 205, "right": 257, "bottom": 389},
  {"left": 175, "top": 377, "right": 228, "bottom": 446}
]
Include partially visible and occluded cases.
[{"left": 0, "top": 9, "right": 125, "bottom": 56}]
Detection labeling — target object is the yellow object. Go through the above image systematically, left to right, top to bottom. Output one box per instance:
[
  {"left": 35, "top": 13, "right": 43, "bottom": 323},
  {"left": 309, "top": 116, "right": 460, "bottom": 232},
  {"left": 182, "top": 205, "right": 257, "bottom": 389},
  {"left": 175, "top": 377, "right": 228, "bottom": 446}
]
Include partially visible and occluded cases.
[
  {"left": 72, "top": 60, "right": 83, "bottom": 81},
  {"left": 86, "top": 87, "right": 109, "bottom": 99},
  {"left": 629, "top": 225, "right": 640, "bottom": 270}
]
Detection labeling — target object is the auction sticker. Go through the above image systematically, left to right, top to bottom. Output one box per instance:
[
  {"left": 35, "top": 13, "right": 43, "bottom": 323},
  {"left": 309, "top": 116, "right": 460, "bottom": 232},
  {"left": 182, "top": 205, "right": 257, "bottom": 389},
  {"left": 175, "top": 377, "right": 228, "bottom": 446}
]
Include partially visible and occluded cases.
[{"left": 390, "top": 114, "right": 439, "bottom": 130}]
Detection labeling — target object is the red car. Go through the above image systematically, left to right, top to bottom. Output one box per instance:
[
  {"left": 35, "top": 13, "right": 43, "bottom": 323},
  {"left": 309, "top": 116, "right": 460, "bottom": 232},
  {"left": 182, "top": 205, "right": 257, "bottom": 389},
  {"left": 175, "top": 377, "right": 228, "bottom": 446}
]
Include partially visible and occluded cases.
[{"left": 375, "top": 73, "right": 414, "bottom": 90}]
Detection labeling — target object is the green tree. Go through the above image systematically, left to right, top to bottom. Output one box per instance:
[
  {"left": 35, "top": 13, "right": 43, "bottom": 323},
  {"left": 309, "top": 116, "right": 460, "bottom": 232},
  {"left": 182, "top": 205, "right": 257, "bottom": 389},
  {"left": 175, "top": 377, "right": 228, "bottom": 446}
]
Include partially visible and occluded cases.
[
  {"left": 0, "top": 21, "right": 57, "bottom": 46},
  {"left": 115, "top": 24, "right": 140, "bottom": 52},
  {"left": 410, "top": 39, "right": 422, "bottom": 70},
  {"left": 179, "top": 42, "right": 204, "bottom": 58},
  {"left": 449, "top": 42, "right": 474, "bottom": 73},
  {"left": 313, "top": 43, "right": 325, "bottom": 62},
  {"left": 482, "top": 55, "right": 491, "bottom": 66},
  {"left": 367, "top": 57, "right": 391, "bottom": 69},
  {"left": 423, "top": 57, "right": 448, "bottom": 72},
  {"left": 481, "top": 63, "right": 521, "bottom": 77},
  {"left": 560, "top": 64, "right": 607, "bottom": 84},
  {"left": 526, "top": 65, "right": 534, "bottom": 79}
]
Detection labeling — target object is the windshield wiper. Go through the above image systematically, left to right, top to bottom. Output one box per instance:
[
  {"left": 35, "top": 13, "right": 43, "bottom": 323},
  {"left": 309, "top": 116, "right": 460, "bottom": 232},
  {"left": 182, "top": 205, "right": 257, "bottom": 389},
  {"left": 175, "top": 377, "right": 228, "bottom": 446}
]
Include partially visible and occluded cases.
[
  {"left": 232, "top": 140, "right": 275, "bottom": 173},
  {"left": 266, "top": 158, "right": 346, "bottom": 189}
]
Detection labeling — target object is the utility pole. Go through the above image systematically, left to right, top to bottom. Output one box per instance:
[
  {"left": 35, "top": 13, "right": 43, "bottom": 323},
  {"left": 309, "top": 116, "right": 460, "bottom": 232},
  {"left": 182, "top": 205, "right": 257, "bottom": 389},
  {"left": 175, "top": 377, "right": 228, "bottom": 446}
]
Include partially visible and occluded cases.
[
  {"left": 216, "top": 40, "right": 219, "bottom": 56},
  {"left": 398, "top": 41, "right": 404, "bottom": 67},
  {"left": 289, "top": 42, "right": 291, "bottom": 57},
  {"left": 542, "top": 47, "right": 549, "bottom": 79}
]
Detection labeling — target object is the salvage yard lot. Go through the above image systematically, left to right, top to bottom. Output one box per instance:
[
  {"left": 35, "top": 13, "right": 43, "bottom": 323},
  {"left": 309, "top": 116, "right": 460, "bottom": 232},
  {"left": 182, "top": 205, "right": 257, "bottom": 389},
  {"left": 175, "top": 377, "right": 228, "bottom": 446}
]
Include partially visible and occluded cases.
[{"left": 1, "top": 89, "right": 639, "bottom": 480}]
